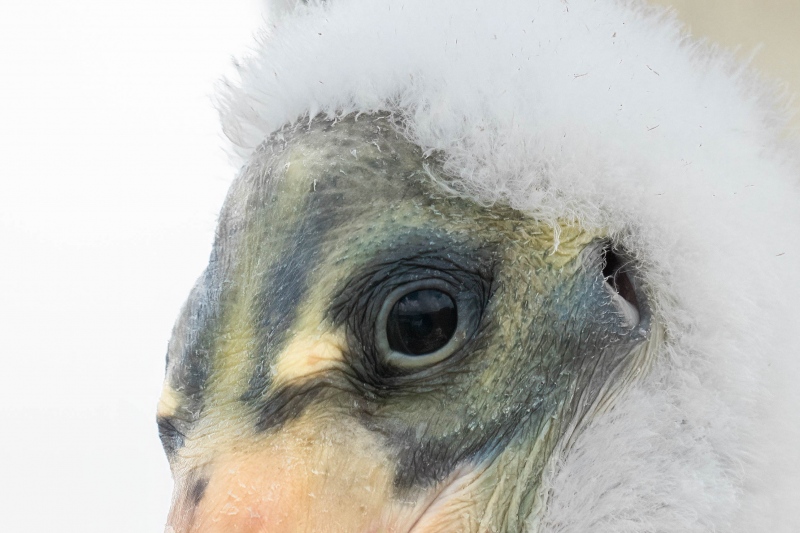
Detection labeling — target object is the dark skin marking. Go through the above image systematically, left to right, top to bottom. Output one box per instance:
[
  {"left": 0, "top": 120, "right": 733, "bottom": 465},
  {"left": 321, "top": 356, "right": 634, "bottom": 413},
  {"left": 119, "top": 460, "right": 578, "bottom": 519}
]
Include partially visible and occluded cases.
[
  {"left": 244, "top": 170, "right": 351, "bottom": 402},
  {"left": 243, "top": 208, "right": 326, "bottom": 402},
  {"left": 255, "top": 381, "right": 329, "bottom": 432},
  {"left": 156, "top": 415, "right": 185, "bottom": 459},
  {"left": 165, "top": 470, "right": 211, "bottom": 529},
  {"left": 189, "top": 476, "right": 210, "bottom": 506}
]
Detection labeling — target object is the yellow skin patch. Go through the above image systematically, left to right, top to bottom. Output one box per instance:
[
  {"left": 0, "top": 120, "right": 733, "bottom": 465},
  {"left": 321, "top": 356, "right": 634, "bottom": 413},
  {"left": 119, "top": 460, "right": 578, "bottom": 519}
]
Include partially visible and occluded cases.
[
  {"left": 160, "top": 116, "right": 657, "bottom": 533},
  {"left": 271, "top": 331, "right": 348, "bottom": 387},
  {"left": 158, "top": 386, "right": 184, "bottom": 420}
]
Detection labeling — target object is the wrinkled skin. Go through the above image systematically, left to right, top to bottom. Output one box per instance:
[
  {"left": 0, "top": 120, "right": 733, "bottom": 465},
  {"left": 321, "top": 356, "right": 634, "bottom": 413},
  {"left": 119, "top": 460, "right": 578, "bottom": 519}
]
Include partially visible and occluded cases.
[{"left": 158, "top": 116, "right": 657, "bottom": 532}]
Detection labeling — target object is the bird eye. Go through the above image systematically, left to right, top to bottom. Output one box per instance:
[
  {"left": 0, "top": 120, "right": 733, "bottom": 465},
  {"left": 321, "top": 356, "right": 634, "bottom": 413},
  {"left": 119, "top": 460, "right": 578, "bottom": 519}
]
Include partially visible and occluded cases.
[
  {"left": 376, "top": 280, "right": 480, "bottom": 369},
  {"left": 386, "top": 289, "right": 458, "bottom": 355}
]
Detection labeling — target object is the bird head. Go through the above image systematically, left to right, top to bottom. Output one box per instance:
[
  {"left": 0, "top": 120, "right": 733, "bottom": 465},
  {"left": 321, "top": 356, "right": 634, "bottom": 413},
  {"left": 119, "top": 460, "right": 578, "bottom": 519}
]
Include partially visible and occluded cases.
[{"left": 158, "top": 116, "right": 660, "bottom": 531}]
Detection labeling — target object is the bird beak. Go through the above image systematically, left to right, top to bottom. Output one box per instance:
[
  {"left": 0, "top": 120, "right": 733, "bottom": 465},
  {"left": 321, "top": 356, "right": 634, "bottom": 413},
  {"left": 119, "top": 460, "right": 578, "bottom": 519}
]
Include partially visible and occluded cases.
[{"left": 163, "top": 413, "right": 465, "bottom": 533}]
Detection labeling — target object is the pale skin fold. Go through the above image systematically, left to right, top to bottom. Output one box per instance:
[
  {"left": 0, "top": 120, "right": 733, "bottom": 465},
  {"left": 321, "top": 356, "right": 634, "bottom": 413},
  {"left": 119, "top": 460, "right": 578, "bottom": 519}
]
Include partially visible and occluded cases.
[{"left": 158, "top": 115, "right": 659, "bottom": 533}]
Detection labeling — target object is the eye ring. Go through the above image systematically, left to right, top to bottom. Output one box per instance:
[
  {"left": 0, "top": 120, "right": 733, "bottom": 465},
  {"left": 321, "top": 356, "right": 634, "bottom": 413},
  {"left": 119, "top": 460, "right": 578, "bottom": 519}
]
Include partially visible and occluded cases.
[{"left": 375, "top": 279, "right": 480, "bottom": 369}]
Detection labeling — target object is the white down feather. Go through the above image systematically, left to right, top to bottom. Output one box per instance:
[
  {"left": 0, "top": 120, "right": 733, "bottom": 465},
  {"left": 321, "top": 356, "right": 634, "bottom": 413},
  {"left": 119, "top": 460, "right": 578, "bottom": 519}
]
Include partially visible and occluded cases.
[{"left": 218, "top": 0, "right": 800, "bottom": 530}]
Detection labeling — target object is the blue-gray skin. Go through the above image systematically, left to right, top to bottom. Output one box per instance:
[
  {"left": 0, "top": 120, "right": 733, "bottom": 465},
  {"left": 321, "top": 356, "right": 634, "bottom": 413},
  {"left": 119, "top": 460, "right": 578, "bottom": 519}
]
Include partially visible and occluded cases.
[{"left": 157, "top": 115, "right": 655, "bottom": 532}]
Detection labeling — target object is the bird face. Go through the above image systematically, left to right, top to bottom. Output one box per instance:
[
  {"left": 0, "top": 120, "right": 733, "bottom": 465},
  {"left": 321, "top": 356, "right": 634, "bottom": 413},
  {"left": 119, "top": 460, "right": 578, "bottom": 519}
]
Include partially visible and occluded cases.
[{"left": 158, "top": 116, "right": 658, "bottom": 532}]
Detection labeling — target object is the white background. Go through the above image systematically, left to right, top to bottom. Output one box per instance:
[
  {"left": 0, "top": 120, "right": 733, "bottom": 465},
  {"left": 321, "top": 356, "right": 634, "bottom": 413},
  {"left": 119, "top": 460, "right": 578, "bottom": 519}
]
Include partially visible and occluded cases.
[
  {"left": 1, "top": 1, "right": 798, "bottom": 532},
  {"left": 0, "top": 2, "right": 262, "bottom": 530}
]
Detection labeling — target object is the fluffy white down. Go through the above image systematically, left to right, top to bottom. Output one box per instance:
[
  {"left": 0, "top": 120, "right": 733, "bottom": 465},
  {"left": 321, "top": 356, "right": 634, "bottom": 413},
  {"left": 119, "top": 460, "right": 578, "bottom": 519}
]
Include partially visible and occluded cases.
[{"left": 219, "top": 0, "right": 800, "bottom": 530}]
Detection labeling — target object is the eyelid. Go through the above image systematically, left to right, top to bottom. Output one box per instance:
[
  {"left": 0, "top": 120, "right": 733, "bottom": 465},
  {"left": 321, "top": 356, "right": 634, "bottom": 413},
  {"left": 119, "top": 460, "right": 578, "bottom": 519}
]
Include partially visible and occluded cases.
[{"left": 327, "top": 246, "right": 494, "bottom": 386}]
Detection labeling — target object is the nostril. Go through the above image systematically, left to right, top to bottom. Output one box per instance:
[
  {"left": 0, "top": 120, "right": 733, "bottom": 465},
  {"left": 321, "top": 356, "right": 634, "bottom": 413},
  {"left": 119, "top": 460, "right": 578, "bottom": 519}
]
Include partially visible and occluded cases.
[{"left": 601, "top": 244, "right": 641, "bottom": 327}]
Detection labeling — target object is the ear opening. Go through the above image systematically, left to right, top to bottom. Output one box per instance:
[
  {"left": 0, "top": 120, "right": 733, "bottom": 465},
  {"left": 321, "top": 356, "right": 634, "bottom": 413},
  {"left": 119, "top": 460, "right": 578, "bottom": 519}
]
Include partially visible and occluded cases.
[{"left": 601, "top": 242, "right": 639, "bottom": 315}]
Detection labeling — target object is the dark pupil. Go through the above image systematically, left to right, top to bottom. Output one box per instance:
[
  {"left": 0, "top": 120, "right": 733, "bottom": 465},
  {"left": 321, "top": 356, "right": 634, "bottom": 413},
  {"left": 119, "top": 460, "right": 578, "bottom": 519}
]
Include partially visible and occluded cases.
[{"left": 387, "top": 289, "right": 458, "bottom": 355}]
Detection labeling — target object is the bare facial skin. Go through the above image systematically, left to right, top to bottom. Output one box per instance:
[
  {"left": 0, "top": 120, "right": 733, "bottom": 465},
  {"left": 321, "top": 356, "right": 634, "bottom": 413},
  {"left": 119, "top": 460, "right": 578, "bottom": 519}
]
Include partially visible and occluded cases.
[{"left": 158, "top": 116, "right": 657, "bottom": 532}]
